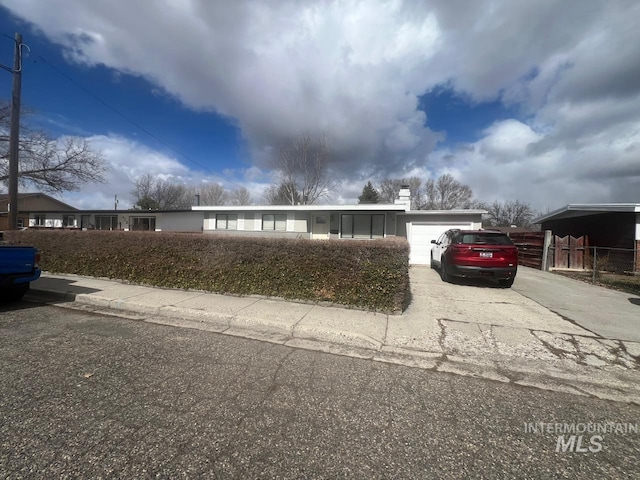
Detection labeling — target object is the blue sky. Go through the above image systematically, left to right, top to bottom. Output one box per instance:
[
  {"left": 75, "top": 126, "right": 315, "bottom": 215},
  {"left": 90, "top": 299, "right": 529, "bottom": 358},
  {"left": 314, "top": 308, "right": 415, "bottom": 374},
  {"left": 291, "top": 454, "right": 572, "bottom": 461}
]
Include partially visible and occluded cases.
[{"left": 1, "top": 1, "right": 639, "bottom": 210}]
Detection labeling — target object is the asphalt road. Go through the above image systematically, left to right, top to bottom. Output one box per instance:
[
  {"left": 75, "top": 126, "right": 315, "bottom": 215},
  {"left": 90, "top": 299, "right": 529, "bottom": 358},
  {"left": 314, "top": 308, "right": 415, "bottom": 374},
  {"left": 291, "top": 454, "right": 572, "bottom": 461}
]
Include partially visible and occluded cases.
[{"left": 1, "top": 302, "right": 639, "bottom": 479}]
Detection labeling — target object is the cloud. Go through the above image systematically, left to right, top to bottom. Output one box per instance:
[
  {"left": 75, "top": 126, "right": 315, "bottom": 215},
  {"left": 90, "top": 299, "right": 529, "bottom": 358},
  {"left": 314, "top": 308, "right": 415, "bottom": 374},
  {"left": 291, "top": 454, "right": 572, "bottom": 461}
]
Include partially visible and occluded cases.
[
  {"left": 4, "top": 0, "right": 640, "bottom": 209},
  {"left": 60, "top": 135, "right": 275, "bottom": 209}
]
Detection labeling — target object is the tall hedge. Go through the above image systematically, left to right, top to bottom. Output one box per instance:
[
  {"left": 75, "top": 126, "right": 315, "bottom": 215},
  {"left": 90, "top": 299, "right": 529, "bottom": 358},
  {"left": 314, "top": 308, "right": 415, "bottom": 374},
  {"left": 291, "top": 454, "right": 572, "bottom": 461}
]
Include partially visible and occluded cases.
[{"left": 5, "top": 230, "right": 410, "bottom": 313}]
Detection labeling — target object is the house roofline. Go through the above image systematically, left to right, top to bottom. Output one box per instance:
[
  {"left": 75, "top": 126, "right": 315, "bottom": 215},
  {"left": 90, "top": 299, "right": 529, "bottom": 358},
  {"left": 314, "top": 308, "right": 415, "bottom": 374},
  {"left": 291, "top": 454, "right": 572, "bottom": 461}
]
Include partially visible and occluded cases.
[
  {"left": 0, "top": 192, "right": 78, "bottom": 211},
  {"left": 534, "top": 203, "right": 640, "bottom": 223},
  {"left": 192, "top": 204, "right": 409, "bottom": 212},
  {"left": 22, "top": 209, "right": 199, "bottom": 214},
  {"left": 400, "top": 209, "right": 487, "bottom": 215}
]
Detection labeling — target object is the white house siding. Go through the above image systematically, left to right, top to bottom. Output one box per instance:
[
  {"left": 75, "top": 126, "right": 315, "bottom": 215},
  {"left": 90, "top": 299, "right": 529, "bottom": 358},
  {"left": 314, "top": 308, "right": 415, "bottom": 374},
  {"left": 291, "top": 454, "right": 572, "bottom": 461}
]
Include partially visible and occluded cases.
[
  {"left": 203, "top": 210, "right": 311, "bottom": 239},
  {"left": 154, "top": 212, "right": 203, "bottom": 232}
]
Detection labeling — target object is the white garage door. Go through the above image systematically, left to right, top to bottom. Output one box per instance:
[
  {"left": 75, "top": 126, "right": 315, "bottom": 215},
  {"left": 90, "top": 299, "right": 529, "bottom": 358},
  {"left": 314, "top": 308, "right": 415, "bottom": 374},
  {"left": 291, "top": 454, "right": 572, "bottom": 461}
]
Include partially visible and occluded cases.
[{"left": 408, "top": 223, "right": 473, "bottom": 265}]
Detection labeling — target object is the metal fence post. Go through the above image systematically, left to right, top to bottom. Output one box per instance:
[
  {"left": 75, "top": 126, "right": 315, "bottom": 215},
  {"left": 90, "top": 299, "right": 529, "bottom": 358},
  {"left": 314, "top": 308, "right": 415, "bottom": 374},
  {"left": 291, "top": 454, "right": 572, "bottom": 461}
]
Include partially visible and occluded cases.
[{"left": 592, "top": 246, "right": 597, "bottom": 284}]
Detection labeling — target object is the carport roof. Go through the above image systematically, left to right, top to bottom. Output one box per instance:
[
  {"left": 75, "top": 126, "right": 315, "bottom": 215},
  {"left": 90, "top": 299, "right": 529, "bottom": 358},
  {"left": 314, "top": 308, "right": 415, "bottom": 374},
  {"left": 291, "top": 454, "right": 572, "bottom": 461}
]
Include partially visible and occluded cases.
[{"left": 534, "top": 203, "right": 640, "bottom": 223}]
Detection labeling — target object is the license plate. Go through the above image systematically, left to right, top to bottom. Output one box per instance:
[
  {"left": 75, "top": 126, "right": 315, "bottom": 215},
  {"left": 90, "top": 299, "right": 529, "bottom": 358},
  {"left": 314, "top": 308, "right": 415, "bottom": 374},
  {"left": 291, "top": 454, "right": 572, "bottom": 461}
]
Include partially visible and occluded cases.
[{"left": 480, "top": 252, "right": 493, "bottom": 258}]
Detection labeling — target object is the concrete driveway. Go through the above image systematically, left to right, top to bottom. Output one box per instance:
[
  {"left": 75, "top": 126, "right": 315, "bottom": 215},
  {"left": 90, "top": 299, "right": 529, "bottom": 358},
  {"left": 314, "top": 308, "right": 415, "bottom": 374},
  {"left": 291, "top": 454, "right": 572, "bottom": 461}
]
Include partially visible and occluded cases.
[{"left": 514, "top": 267, "right": 640, "bottom": 342}]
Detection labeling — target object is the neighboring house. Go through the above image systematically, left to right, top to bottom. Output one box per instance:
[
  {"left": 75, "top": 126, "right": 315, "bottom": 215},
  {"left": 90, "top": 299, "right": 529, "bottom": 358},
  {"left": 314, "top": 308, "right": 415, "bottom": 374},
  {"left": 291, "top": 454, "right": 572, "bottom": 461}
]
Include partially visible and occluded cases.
[
  {"left": 194, "top": 188, "right": 485, "bottom": 265},
  {"left": 0, "top": 193, "right": 78, "bottom": 230},
  {"left": 535, "top": 203, "right": 640, "bottom": 272}
]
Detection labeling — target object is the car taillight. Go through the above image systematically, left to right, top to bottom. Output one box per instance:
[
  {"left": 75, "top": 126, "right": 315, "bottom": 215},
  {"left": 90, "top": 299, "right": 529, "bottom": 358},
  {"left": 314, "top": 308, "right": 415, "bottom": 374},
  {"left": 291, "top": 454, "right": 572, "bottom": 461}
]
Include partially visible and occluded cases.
[
  {"left": 451, "top": 245, "right": 474, "bottom": 257},
  {"left": 34, "top": 252, "right": 41, "bottom": 269}
]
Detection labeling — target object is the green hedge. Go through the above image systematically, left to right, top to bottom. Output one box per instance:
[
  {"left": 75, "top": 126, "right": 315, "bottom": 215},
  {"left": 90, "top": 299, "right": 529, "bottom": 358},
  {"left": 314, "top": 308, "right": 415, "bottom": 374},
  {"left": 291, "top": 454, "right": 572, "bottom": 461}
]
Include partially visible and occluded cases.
[{"left": 5, "top": 230, "right": 410, "bottom": 312}]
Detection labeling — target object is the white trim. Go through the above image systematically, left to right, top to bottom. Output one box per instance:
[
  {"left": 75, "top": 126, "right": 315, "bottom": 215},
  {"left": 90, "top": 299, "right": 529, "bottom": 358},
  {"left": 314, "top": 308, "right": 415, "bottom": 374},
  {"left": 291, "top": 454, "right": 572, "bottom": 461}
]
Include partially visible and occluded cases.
[{"left": 193, "top": 203, "right": 407, "bottom": 212}]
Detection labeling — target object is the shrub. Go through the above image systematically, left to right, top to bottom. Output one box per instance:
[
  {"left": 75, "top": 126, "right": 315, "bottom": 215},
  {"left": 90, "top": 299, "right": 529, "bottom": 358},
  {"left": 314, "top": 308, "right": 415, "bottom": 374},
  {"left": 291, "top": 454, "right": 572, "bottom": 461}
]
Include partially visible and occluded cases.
[{"left": 4, "top": 230, "right": 410, "bottom": 313}]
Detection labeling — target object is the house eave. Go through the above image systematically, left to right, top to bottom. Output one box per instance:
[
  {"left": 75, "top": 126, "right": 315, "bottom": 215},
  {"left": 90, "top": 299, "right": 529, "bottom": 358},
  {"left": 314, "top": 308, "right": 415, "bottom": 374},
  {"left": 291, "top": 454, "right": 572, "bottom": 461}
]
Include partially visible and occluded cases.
[
  {"left": 192, "top": 204, "right": 408, "bottom": 212},
  {"left": 534, "top": 204, "right": 640, "bottom": 224}
]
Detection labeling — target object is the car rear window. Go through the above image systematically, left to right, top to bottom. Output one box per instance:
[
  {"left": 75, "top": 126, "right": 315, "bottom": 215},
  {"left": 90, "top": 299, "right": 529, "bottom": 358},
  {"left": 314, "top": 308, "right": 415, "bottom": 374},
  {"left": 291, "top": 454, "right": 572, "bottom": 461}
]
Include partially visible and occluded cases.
[{"left": 456, "top": 233, "right": 514, "bottom": 245}]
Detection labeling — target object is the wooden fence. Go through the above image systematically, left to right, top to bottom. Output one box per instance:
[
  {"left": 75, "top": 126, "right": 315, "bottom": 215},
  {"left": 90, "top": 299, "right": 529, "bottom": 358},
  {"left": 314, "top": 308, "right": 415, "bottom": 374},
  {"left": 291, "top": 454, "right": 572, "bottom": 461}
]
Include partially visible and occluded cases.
[
  {"left": 507, "top": 231, "right": 545, "bottom": 269},
  {"left": 551, "top": 235, "right": 587, "bottom": 269}
]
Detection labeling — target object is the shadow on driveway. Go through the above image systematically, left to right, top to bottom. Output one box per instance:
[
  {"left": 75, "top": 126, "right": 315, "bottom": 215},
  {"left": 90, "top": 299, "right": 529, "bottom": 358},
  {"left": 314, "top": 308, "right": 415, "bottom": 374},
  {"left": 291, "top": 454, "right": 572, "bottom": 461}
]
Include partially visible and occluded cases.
[
  {"left": 1, "top": 277, "right": 100, "bottom": 312},
  {"left": 629, "top": 298, "right": 640, "bottom": 307}
]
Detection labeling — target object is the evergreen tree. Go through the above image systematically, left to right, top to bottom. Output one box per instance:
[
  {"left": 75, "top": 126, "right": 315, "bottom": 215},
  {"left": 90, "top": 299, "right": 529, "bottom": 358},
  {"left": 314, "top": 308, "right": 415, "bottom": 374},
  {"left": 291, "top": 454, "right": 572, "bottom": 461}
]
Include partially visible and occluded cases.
[{"left": 358, "top": 181, "right": 380, "bottom": 204}]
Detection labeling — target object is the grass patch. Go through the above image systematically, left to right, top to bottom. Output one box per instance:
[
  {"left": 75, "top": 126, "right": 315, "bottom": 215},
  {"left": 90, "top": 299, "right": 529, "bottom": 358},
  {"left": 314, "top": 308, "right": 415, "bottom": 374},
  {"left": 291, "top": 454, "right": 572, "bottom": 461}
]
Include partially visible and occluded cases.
[{"left": 552, "top": 270, "right": 640, "bottom": 296}]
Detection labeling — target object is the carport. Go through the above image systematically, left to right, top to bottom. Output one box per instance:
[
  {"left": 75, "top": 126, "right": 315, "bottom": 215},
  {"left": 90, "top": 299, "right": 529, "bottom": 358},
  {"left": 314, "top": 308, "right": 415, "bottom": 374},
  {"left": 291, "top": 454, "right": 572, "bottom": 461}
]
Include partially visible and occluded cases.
[{"left": 398, "top": 210, "right": 485, "bottom": 265}]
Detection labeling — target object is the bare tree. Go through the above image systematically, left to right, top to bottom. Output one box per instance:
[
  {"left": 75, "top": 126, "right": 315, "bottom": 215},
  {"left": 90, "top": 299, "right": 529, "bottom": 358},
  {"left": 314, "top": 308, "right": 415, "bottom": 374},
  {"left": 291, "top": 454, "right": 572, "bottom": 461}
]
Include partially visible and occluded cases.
[
  {"left": 0, "top": 100, "right": 105, "bottom": 193},
  {"left": 269, "top": 134, "right": 332, "bottom": 205},
  {"left": 132, "top": 174, "right": 191, "bottom": 209},
  {"left": 424, "top": 174, "right": 473, "bottom": 209},
  {"left": 378, "top": 177, "right": 424, "bottom": 209},
  {"left": 265, "top": 181, "right": 301, "bottom": 205},
  {"left": 197, "top": 182, "right": 228, "bottom": 205},
  {"left": 230, "top": 186, "right": 251, "bottom": 206},
  {"left": 481, "top": 200, "right": 536, "bottom": 227}
]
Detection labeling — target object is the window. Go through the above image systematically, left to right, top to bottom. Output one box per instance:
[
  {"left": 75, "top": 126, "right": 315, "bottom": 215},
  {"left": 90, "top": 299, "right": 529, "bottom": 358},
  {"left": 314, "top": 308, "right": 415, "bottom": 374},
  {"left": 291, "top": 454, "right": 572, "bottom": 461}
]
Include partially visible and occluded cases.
[
  {"left": 216, "top": 214, "right": 237, "bottom": 230},
  {"left": 262, "top": 214, "right": 287, "bottom": 231},
  {"left": 340, "top": 214, "right": 385, "bottom": 239},
  {"left": 34, "top": 215, "right": 46, "bottom": 226},
  {"left": 63, "top": 215, "right": 75, "bottom": 227},
  {"left": 95, "top": 215, "right": 118, "bottom": 230},
  {"left": 315, "top": 215, "right": 326, "bottom": 224},
  {"left": 130, "top": 216, "right": 156, "bottom": 231},
  {"left": 16, "top": 217, "right": 24, "bottom": 228}
]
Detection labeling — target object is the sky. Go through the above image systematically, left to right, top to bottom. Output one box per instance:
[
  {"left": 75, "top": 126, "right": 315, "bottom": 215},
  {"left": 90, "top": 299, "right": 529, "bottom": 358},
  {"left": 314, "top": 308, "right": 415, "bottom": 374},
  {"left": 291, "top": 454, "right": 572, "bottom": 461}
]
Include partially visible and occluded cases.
[{"left": 0, "top": 0, "right": 639, "bottom": 211}]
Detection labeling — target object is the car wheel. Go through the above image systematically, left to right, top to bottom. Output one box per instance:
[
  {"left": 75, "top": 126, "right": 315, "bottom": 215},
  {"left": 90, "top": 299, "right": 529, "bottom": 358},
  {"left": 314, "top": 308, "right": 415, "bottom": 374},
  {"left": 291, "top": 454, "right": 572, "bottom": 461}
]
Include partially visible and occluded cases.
[
  {"left": 440, "top": 259, "right": 450, "bottom": 283},
  {"left": 498, "top": 278, "right": 514, "bottom": 288}
]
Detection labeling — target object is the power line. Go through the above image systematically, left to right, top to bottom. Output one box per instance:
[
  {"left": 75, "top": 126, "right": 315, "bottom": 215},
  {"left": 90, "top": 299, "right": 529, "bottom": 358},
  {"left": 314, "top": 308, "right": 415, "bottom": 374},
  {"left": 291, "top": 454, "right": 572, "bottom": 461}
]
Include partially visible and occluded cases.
[{"left": 33, "top": 54, "right": 247, "bottom": 191}]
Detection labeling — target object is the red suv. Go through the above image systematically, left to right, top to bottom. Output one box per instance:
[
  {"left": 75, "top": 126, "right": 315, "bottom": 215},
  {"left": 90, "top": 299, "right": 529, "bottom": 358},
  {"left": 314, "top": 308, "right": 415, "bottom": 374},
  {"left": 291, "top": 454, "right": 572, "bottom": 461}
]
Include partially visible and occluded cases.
[{"left": 430, "top": 229, "right": 518, "bottom": 287}]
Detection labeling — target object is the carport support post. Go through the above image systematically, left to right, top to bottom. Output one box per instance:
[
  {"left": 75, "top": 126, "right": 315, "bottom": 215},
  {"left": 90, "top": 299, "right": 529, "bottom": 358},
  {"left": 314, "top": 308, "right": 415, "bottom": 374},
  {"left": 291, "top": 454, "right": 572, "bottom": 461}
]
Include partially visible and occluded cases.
[
  {"left": 541, "top": 230, "right": 552, "bottom": 271},
  {"left": 592, "top": 246, "right": 597, "bottom": 284}
]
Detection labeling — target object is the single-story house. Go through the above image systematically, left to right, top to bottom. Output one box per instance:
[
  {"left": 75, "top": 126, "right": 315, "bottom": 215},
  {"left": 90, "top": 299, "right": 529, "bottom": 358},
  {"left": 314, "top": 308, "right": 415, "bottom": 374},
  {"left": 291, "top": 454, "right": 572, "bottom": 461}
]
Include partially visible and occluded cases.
[
  {"left": 21, "top": 188, "right": 486, "bottom": 264},
  {"left": 194, "top": 188, "right": 485, "bottom": 265},
  {"left": 0, "top": 192, "right": 77, "bottom": 230},
  {"left": 534, "top": 203, "right": 640, "bottom": 272},
  {"left": 25, "top": 209, "right": 204, "bottom": 232}
]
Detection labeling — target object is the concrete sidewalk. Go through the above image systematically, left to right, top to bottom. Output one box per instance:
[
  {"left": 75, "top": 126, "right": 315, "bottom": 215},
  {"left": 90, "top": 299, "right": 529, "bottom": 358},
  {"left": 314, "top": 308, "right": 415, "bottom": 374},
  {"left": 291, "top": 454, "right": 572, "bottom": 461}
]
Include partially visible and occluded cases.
[{"left": 25, "top": 268, "right": 640, "bottom": 403}]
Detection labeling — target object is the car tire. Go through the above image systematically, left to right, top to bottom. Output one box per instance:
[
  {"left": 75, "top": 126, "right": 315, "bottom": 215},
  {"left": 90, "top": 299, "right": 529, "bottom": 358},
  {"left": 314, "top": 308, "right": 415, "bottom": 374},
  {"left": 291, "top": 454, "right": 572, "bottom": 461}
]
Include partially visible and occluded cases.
[
  {"left": 430, "top": 254, "right": 435, "bottom": 269},
  {"left": 440, "top": 259, "right": 450, "bottom": 283},
  {"left": 498, "top": 278, "right": 514, "bottom": 288}
]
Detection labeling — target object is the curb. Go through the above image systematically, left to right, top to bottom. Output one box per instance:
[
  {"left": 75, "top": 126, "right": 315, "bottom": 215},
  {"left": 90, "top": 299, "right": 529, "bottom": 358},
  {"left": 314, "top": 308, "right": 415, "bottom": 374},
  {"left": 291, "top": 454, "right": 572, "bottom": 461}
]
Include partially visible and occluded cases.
[{"left": 24, "top": 287, "right": 640, "bottom": 405}]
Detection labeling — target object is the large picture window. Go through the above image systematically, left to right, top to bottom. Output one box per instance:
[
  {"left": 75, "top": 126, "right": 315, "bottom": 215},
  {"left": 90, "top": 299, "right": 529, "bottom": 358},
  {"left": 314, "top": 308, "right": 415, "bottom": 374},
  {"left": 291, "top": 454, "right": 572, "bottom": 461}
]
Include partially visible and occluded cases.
[
  {"left": 34, "top": 214, "right": 46, "bottom": 227},
  {"left": 216, "top": 214, "right": 237, "bottom": 230},
  {"left": 262, "top": 214, "right": 287, "bottom": 231},
  {"left": 340, "top": 214, "right": 385, "bottom": 239},
  {"left": 63, "top": 215, "right": 75, "bottom": 227},
  {"left": 95, "top": 215, "right": 118, "bottom": 230},
  {"left": 130, "top": 216, "right": 156, "bottom": 231}
]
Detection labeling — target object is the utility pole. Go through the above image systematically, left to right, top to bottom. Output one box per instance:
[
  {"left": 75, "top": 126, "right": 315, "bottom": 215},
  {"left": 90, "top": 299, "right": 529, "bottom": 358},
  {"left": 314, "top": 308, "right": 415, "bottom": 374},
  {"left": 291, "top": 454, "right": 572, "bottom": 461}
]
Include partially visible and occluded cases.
[{"left": 4, "top": 33, "right": 24, "bottom": 230}]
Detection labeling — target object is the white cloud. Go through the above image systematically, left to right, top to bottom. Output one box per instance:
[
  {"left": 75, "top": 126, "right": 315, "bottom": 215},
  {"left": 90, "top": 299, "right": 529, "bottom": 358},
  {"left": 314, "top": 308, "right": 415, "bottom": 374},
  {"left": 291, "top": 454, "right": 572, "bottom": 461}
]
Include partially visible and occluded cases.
[{"left": 3, "top": 0, "right": 640, "bottom": 209}]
